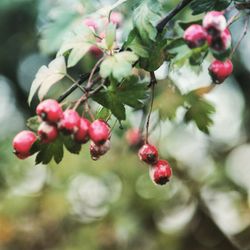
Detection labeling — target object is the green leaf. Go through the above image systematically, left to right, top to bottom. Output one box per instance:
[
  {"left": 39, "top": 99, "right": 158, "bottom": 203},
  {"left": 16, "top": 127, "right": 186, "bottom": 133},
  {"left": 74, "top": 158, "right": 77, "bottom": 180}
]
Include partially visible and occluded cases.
[
  {"left": 190, "top": 0, "right": 232, "bottom": 15},
  {"left": 133, "top": 2, "right": 161, "bottom": 43},
  {"left": 105, "top": 23, "right": 116, "bottom": 49},
  {"left": 57, "top": 25, "right": 96, "bottom": 67},
  {"left": 123, "top": 29, "right": 149, "bottom": 58},
  {"left": 100, "top": 52, "right": 138, "bottom": 81},
  {"left": 28, "top": 56, "right": 67, "bottom": 104},
  {"left": 116, "top": 75, "right": 149, "bottom": 108},
  {"left": 93, "top": 76, "right": 149, "bottom": 120},
  {"left": 153, "top": 81, "right": 185, "bottom": 120},
  {"left": 93, "top": 88, "right": 126, "bottom": 121},
  {"left": 184, "top": 92, "right": 215, "bottom": 134},
  {"left": 96, "top": 107, "right": 111, "bottom": 120},
  {"left": 26, "top": 116, "right": 40, "bottom": 132},
  {"left": 62, "top": 135, "right": 82, "bottom": 154}
]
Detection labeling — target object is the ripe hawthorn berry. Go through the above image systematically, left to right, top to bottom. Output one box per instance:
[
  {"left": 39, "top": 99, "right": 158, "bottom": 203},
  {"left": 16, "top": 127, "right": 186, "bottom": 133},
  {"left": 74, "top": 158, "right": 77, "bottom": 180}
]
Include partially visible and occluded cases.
[
  {"left": 203, "top": 11, "right": 227, "bottom": 36},
  {"left": 183, "top": 24, "right": 207, "bottom": 48},
  {"left": 208, "top": 28, "right": 231, "bottom": 52},
  {"left": 208, "top": 59, "right": 233, "bottom": 84},
  {"left": 36, "top": 99, "right": 63, "bottom": 123},
  {"left": 58, "top": 110, "right": 80, "bottom": 134},
  {"left": 74, "top": 118, "right": 91, "bottom": 144},
  {"left": 88, "top": 119, "right": 110, "bottom": 145},
  {"left": 38, "top": 122, "right": 58, "bottom": 143},
  {"left": 125, "top": 128, "right": 144, "bottom": 148},
  {"left": 12, "top": 130, "right": 37, "bottom": 159},
  {"left": 90, "top": 140, "right": 111, "bottom": 160},
  {"left": 138, "top": 144, "right": 158, "bottom": 165},
  {"left": 150, "top": 160, "right": 172, "bottom": 185}
]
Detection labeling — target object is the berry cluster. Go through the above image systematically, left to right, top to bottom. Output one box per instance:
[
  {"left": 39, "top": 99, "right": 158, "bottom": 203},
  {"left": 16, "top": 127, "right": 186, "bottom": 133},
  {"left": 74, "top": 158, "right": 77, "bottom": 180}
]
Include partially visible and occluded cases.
[
  {"left": 183, "top": 11, "right": 233, "bottom": 84},
  {"left": 12, "top": 99, "right": 111, "bottom": 160},
  {"left": 138, "top": 144, "right": 172, "bottom": 185}
]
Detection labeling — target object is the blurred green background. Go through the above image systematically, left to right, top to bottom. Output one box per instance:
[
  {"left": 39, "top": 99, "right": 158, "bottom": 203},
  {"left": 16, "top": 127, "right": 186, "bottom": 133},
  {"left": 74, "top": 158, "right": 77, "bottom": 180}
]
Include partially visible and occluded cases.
[{"left": 1, "top": 0, "right": 250, "bottom": 249}]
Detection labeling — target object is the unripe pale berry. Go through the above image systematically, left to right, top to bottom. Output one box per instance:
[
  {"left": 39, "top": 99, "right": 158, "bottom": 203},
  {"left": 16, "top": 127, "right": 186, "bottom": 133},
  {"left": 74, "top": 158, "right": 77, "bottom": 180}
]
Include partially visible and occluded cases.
[
  {"left": 203, "top": 11, "right": 227, "bottom": 36},
  {"left": 110, "top": 12, "right": 123, "bottom": 26},
  {"left": 84, "top": 18, "right": 98, "bottom": 30},
  {"left": 183, "top": 24, "right": 208, "bottom": 48},
  {"left": 208, "top": 28, "right": 231, "bottom": 52},
  {"left": 208, "top": 59, "right": 233, "bottom": 84},
  {"left": 36, "top": 99, "right": 63, "bottom": 123},
  {"left": 58, "top": 110, "right": 80, "bottom": 134},
  {"left": 74, "top": 118, "right": 91, "bottom": 143},
  {"left": 89, "top": 119, "right": 110, "bottom": 145},
  {"left": 38, "top": 122, "right": 58, "bottom": 143},
  {"left": 125, "top": 128, "right": 144, "bottom": 148},
  {"left": 12, "top": 130, "right": 37, "bottom": 159},
  {"left": 90, "top": 140, "right": 111, "bottom": 160},
  {"left": 138, "top": 144, "right": 158, "bottom": 165},
  {"left": 149, "top": 160, "right": 172, "bottom": 185}
]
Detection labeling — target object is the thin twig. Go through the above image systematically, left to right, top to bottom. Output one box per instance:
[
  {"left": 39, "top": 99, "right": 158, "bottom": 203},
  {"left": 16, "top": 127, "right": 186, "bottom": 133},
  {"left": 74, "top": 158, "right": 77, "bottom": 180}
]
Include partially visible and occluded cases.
[
  {"left": 156, "top": 0, "right": 194, "bottom": 33},
  {"left": 227, "top": 11, "right": 241, "bottom": 27},
  {"left": 230, "top": 15, "right": 249, "bottom": 58},
  {"left": 145, "top": 72, "right": 157, "bottom": 144}
]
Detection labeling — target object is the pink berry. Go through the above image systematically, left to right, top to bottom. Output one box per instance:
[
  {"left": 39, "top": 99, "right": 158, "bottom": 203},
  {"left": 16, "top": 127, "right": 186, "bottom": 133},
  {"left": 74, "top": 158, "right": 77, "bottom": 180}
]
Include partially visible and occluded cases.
[
  {"left": 203, "top": 11, "right": 227, "bottom": 36},
  {"left": 110, "top": 12, "right": 123, "bottom": 26},
  {"left": 84, "top": 18, "right": 98, "bottom": 30},
  {"left": 183, "top": 24, "right": 208, "bottom": 48},
  {"left": 208, "top": 28, "right": 231, "bottom": 52},
  {"left": 208, "top": 59, "right": 233, "bottom": 84},
  {"left": 36, "top": 99, "right": 63, "bottom": 123},
  {"left": 58, "top": 110, "right": 80, "bottom": 134},
  {"left": 74, "top": 118, "right": 91, "bottom": 143},
  {"left": 88, "top": 119, "right": 110, "bottom": 145},
  {"left": 38, "top": 122, "right": 58, "bottom": 143},
  {"left": 125, "top": 128, "right": 143, "bottom": 147},
  {"left": 12, "top": 130, "right": 37, "bottom": 159},
  {"left": 90, "top": 140, "right": 111, "bottom": 160},
  {"left": 138, "top": 144, "right": 158, "bottom": 165},
  {"left": 150, "top": 160, "right": 172, "bottom": 185}
]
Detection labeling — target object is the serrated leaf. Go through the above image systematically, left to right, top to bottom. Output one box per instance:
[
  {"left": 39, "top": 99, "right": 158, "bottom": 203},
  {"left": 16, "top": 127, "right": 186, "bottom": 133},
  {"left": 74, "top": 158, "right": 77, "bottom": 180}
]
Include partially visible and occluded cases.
[
  {"left": 133, "top": 2, "right": 161, "bottom": 42},
  {"left": 57, "top": 25, "right": 95, "bottom": 67},
  {"left": 100, "top": 52, "right": 138, "bottom": 81},
  {"left": 28, "top": 56, "right": 66, "bottom": 104},
  {"left": 117, "top": 75, "right": 149, "bottom": 108},
  {"left": 92, "top": 76, "right": 148, "bottom": 120},
  {"left": 154, "top": 82, "right": 185, "bottom": 120},
  {"left": 184, "top": 92, "right": 215, "bottom": 134}
]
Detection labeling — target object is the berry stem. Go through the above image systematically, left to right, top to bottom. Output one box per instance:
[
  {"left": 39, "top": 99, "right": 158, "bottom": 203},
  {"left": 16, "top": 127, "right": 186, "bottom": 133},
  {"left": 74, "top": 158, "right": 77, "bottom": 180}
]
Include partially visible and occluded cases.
[
  {"left": 230, "top": 15, "right": 249, "bottom": 58},
  {"left": 145, "top": 72, "right": 157, "bottom": 144},
  {"left": 66, "top": 74, "right": 86, "bottom": 93}
]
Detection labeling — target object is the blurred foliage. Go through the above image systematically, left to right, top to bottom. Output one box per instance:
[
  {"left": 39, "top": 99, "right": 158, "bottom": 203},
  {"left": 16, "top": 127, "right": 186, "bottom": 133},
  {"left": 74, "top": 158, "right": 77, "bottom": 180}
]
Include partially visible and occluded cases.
[{"left": 1, "top": 1, "right": 250, "bottom": 250}]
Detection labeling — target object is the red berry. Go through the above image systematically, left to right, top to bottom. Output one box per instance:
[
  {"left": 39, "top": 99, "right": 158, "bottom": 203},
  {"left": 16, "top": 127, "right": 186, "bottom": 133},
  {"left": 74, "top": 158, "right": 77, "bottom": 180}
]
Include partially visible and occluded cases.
[
  {"left": 203, "top": 11, "right": 227, "bottom": 36},
  {"left": 183, "top": 24, "right": 207, "bottom": 49},
  {"left": 208, "top": 28, "right": 231, "bottom": 52},
  {"left": 208, "top": 59, "right": 233, "bottom": 84},
  {"left": 36, "top": 99, "right": 63, "bottom": 123},
  {"left": 58, "top": 110, "right": 80, "bottom": 134},
  {"left": 74, "top": 118, "right": 91, "bottom": 143},
  {"left": 89, "top": 119, "right": 110, "bottom": 145},
  {"left": 38, "top": 122, "right": 58, "bottom": 143},
  {"left": 125, "top": 128, "right": 143, "bottom": 148},
  {"left": 12, "top": 130, "right": 37, "bottom": 159},
  {"left": 90, "top": 140, "right": 111, "bottom": 160},
  {"left": 138, "top": 144, "right": 158, "bottom": 165},
  {"left": 150, "top": 160, "right": 172, "bottom": 185}
]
